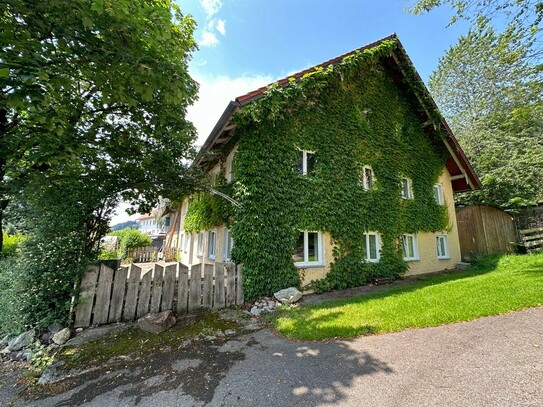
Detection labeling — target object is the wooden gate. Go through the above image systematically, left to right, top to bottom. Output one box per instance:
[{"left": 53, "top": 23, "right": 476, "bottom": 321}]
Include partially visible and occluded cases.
[
  {"left": 456, "top": 205, "right": 517, "bottom": 261},
  {"left": 74, "top": 262, "right": 243, "bottom": 328}
]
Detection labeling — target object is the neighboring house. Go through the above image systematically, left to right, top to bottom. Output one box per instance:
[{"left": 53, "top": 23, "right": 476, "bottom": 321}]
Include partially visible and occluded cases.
[
  {"left": 173, "top": 34, "right": 481, "bottom": 297},
  {"left": 136, "top": 211, "right": 174, "bottom": 248}
]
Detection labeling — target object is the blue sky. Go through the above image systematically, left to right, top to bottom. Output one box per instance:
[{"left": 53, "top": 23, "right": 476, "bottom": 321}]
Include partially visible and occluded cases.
[
  {"left": 112, "top": 0, "right": 469, "bottom": 224},
  {"left": 176, "top": 0, "right": 469, "bottom": 148}
]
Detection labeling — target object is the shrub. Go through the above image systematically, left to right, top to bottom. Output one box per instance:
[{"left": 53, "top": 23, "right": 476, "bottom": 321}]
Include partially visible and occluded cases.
[
  {"left": 111, "top": 228, "right": 152, "bottom": 259},
  {"left": 1, "top": 232, "right": 26, "bottom": 257},
  {"left": 0, "top": 256, "right": 25, "bottom": 336}
]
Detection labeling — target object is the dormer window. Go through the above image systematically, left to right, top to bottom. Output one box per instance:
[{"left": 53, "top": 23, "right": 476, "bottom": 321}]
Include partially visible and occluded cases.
[{"left": 297, "top": 150, "right": 316, "bottom": 176}]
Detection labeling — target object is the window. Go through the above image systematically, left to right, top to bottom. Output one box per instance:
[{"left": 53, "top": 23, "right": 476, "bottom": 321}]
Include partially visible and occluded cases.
[
  {"left": 297, "top": 150, "right": 316, "bottom": 176},
  {"left": 226, "top": 153, "right": 236, "bottom": 183},
  {"left": 361, "top": 166, "right": 374, "bottom": 190},
  {"left": 401, "top": 177, "right": 413, "bottom": 199},
  {"left": 433, "top": 184, "right": 444, "bottom": 205},
  {"left": 223, "top": 228, "right": 234, "bottom": 262},
  {"left": 207, "top": 231, "right": 216, "bottom": 259},
  {"left": 293, "top": 231, "right": 324, "bottom": 267},
  {"left": 197, "top": 232, "right": 204, "bottom": 256},
  {"left": 364, "top": 232, "right": 381, "bottom": 262},
  {"left": 180, "top": 233, "right": 185, "bottom": 251},
  {"left": 184, "top": 233, "right": 190, "bottom": 253},
  {"left": 402, "top": 234, "right": 418, "bottom": 261},
  {"left": 436, "top": 234, "right": 449, "bottom": 259}
]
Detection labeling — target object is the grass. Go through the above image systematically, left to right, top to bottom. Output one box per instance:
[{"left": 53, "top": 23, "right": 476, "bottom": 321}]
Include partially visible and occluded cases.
[{"left": 272, "top": 253, "right": 543, "bottom": 341}]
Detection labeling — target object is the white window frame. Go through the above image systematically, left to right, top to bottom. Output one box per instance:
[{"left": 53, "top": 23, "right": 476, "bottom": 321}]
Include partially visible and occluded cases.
[
  {"left": 297, "top": 149, "right": 316, "bottom": 176},
  {"left": 226, "top": 154, "right": 235, "bottom": 183},
  {"left": 361, "top": 166, "right": 374, "bottom": 190},
  {"left": 401, "top": 177, "right": 414, "bottom": 199},
  {"left": 433, "top": 184, "right": 444, "bottom": 205},
  {"left": 223, "top": 228, "right": 234, "bottom": 262},
  {"left": 207, "top": 230, "right": 216, "bottom": 260},
  {"left": 293, "top": 231, "right": 324, "bottom": 267},
  {"left": 197, "top": 232, "right": 204, "bottom": 256},
  {"left": 364, "top": 232, "right": 381, "bottom": 262},
  {"left": 183, "top": 233, "right": 190, "bottom": 253},
  {"left": 402, "top": 233, "right": 419, "bottom": 261},
  {"left": 436, "top": 234, "right": 450, "bottom": 259}
]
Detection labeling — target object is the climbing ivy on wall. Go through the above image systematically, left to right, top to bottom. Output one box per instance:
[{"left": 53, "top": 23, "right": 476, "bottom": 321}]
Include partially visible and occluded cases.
[{"left": 188, "top": 39, "right": 450, "bottom": 299}]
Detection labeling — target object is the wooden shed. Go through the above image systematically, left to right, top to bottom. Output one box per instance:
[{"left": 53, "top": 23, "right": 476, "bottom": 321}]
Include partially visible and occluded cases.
[{"left": 456, "top": 205, "right": 517, "bottom": 261}]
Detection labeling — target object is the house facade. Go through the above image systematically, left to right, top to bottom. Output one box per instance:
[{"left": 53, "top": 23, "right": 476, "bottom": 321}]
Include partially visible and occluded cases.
[{"left": 171, "top": 34, "right": 480, "bottom": 298}]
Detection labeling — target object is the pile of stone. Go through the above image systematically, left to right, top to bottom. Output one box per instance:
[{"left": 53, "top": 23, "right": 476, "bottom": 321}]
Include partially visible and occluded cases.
[
  {"left": 248, "top": 287, "right": 303, "bottom": 316},
  {"left": 1, "top": 325, "right": 73, "bottom": 363}
]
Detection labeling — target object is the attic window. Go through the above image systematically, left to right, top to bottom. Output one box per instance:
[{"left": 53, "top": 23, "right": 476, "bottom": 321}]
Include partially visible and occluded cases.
[
  {"left": 297, "top": 150, "right": 316, "bottom": 176},
  {"left": 360, "top": 166, "right": 374, "bottom": 190},
  {"left": 401, "top": 177, "right": 413, "bottom": 199},
  {"left": 433, "top": 184, "right": 444, "bottom": 205}
]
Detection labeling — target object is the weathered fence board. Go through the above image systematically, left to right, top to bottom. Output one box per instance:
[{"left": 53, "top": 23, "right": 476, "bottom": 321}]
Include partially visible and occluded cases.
[
  {"left": 456, "top": 205, "right": 517, "bottom": 261},
  {"left": 520, "top": 227, "right": 543, "bottom": 253},
  {"left": 74, "top": 262, "right": 243, "bottom": 328},
  {"left": 213, "top": 263, "right": 225, "bottom": 309},
  {"left": 226, "top": 263, "right": 236, "bottom": 306},
  {"left": 150, "top": 264, "right": 164, "bottom": 313},
  {"left": 161, "top": 264, "right": 176, "bottom": 311},
  {"left": 177, "top": 264, "right": 189, "bottom": 315},
  {"left": 202, "top": 264, "right": 214, "bottom": 309},
  {"left": 93, "top": 265, "right": 114, "bottom": 325},
  {"left": 123, "top": 265, "right": 141, "bottom": 322},
  {"left": 74, "top": 266, "right": 99, "bottom": 328},
  {"left": 108, "top": 266, "right": 128, "bottom": 323},
  {"left": 188, "top": 266, "right": 202, "bottom": 313},
  {"left": 137, "top": 270, "right": 152, "bottom": 318}
]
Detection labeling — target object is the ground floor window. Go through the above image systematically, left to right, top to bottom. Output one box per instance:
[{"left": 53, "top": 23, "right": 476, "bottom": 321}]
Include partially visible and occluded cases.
[
  {"left": 223, "top": 228, "right": 234, "bottom": 262},
  {"left": 207, "top": 230, "right": 216, "bottom": 260},
  {"left": 293, "top": 231, "right": 323, "bottom": 267},
  {"left": 197, "top": 232, "right": 204, "bottom": 256},
  {"left": 364, "top": 232, "right": 381, "bottom": 262},
  {"left": 402, "top": 233, "right": 418, "bottom": 261},
  {"left": 436, "top": 234, "right": 449, "bottom": 259}
]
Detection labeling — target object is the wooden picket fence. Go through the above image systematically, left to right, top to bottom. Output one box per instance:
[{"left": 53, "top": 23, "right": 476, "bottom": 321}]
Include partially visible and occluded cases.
[
  {"left": 127, "top": 247, "right": 180, "bottom": 262},
  {"left": 73, "top": 262, "right": 243, "bottom": 328}
]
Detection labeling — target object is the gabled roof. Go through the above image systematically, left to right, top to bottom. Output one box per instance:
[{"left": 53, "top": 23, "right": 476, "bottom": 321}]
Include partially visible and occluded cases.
[{"left": 196, "top": 34, "right": 481, "bottom": 193}]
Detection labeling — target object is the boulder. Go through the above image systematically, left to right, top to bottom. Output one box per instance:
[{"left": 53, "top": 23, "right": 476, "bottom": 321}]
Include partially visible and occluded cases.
[
  {"left": 274, "top": 287, "right": 303, "bottom": 304},
  {"left": 137, "top": 310, "right": 176, "bottom": 334},
  {"left": 52, "top": 328, "right": 71, "bottom": 346},
  {"left": 6, "top": 330, "right": 35, "bottom": 352}
]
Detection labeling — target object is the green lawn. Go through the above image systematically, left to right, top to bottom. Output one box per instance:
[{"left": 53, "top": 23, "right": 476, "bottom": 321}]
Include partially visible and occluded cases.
[{"left": 272, "top": 253, "right": 543, "bottom": 341}]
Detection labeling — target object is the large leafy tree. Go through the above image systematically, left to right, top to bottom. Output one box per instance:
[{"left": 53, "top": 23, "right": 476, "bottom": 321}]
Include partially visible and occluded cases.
[
  {"left": 0, "top": 0, "right": 199, "bottom": 252},
  {"left": 429, "top": 23, "right": 543, "bottom": 208}
]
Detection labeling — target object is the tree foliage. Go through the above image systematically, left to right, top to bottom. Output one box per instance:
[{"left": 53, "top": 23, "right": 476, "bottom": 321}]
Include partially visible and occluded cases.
[{"left": 429, "top": 23, "right": 543, "bottom": 208}]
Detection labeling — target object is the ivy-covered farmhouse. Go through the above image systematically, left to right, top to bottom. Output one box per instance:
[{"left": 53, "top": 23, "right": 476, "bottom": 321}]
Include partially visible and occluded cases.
[{"left": 172, "top": 34, "right": 481, "bottom": 299}]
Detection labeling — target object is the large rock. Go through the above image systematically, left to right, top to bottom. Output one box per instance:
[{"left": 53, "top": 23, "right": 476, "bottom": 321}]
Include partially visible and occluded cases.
[
  {"left": 274, "top": 287, "right": 303, "bottom": 304},
  {"left": 138, "top": 310, "right": 176, "bottom": 334},
  {"left": 52, "top": 328, "right": 71, "bottom": 345},
  {"left": 5, "top": 330, "right": 35, "bottom": 352}
]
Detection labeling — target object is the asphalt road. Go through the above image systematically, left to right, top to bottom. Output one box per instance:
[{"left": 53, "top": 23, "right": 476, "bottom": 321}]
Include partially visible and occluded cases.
[{"left": 5, "top": 307, "right": 543, "bottom": 407}]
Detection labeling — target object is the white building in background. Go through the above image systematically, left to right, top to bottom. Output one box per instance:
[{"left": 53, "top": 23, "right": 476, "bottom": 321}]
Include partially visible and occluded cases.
[{"left": 136, "top": 212, "right": 165, "bottom": 238}]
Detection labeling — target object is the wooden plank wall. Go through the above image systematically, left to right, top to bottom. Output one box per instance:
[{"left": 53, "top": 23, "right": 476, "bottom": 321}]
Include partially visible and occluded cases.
[
  {"left": 456, "top": 205, "right": 517, "bottom": 261},
  {"left": 519, "top": 227, "right": 543, "bottom": 253},
  {"left": 74, "top": 262, "right": 244, "bottom": 328}
]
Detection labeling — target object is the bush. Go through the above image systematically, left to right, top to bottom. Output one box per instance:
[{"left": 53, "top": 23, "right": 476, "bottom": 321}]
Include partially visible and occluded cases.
[
  {"left": 111, "top": 228, "right": 152, "bottom": 259},
  {"left": 1, "top": 232, "right": 26, "bottom": 257},
  {"left": 0, "top": 256, "right": 25, "bottom": 336}
]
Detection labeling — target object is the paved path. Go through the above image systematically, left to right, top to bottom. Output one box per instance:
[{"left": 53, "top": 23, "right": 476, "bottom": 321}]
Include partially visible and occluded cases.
[{"left": 4, "top": 307, "right": 543, "bottom": 406}]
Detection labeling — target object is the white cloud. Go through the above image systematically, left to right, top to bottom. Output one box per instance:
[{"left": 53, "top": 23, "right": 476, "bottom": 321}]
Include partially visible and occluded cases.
[
  {"left": 200, "top": 0, "right": 222, "bottom": 18},
  {"left": 216, "top": 19, "right": 226, "bottom": 36},
  {"left": 200, "top": 31, "right": 219, "bottom": 47},
  {"left": 188, "top": 72, "right": 274, "bottom": 146}
]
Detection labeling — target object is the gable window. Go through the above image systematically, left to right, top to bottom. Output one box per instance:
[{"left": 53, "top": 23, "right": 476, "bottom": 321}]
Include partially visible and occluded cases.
[
  {"left": 297, "top": 150, "right": 316, "bottom": 176},
  {"left": 226, "top": 153, "right": 236, "bottom": 183},
  {"left": 361, "top": 166, "right": 374, "bottom": 190},
  {"left": 401, "top": 177, "right": 413, "bottom": 199},
  {"left": 433, "top": 184, "right": 444, "bottom": 205},
  {"left": 223, "top": 228, "right": 234, "bottom": 262},
  {"left": 207, "top": 230, "right": 216, "bottom": 260},
  {"left": 293, "top": 231, "right": 323, "bottom": 267},
  {"left": 197, "top": 232, "right": 204, "bottom": 256},
  {"left": 364, "top": 232, "right": 381, "bottom": 262},
  {"left": 402, "top": 233, "right": 419, "bottom": 261},
  {"left": 436, "top": 234, "right": 449, "bottom": 259}
]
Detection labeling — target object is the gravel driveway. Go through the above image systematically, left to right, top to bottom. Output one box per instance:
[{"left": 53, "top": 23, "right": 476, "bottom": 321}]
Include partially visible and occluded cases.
[{"left": 2, "top": 307, "right": 542, "bottom": 407}]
